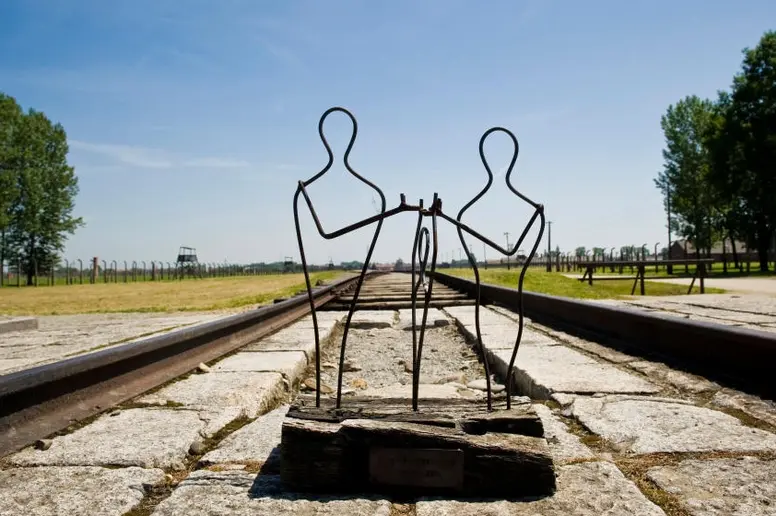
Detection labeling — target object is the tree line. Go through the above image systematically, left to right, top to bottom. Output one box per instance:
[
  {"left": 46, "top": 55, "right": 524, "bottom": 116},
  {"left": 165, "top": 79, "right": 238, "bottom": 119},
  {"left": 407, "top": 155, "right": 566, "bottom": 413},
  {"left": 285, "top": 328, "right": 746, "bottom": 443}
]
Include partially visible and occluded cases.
[
  {"left": 655, "top": 30, "right": 776, "bottom": 271},
  {"left": 0, "top": 93, "right": 82, "bottom": 285}
]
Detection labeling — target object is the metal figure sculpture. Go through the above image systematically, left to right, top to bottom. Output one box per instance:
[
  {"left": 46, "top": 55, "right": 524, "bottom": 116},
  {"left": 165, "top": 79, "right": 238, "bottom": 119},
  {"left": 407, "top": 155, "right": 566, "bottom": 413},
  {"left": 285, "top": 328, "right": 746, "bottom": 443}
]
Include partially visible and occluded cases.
[{"left": 295, "top": 107, "right": 544, "bottom": 412}]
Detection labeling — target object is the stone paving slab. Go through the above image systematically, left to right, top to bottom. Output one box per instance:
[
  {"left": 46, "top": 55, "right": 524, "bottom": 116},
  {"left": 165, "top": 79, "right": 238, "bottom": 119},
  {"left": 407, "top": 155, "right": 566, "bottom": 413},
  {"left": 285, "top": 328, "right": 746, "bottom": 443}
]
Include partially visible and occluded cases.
[
  {"left": 487, "top": 305, "right": 533, "bottom": 324},
  {"left": 443, "top": 306, "right": 521, "bottom": 327},
  {"left": 396, "top": 308, "right": 450, "bottom": 329},
  {"left": 348, "top": 310, "right": 396, "bottom": 329},
  {"left": 0, "top": 312, "right": 228, "bottom": 375},
  {"left": 291, "top": 312, "right": 344, "bottom": 329},
  {"left": 238, "top": 315, "right": 342, "bottom": 356},
  {"left": 0, "top": 316, "right": 37, "bottom": 334},
  {"left": 457, "top": 324, "right": 559, "bottom": 348},
  {"left": 254, "top": 327, "right": 328, "bottom": 347},
  {"left": 544, "top": 333, "right": 637, "bottom": 364},
  {"left": 490, "top": 346, "right": 660, "bottom": 399},
  {"left": 213, "top": 351, "right": 307, "bottom": 380},
  {"left": 627, "top": 360, "right": 719, "bottom": 394},
  {"left": 138, "top": 371, "right": 284, "bottom": 420},
  {"left": 710, "top": 389, "right": 776, "bottom": 429},
  {"left": 571, "top": 395, "right": 776, "bottom": 454},
  {"left": 532, "top": 404, "right": 596, "bottom": 464},
  {"left": 199, "top": 405, "right": 288, "bottom": 466},
  {"left": 8, "top": 408, "right": 205, "bottom": 470},
  {"left": 647, "top": 456, "right": 776, "bottom": 516},
  {"left": 416, "top": 461, "right": 665, "bottom": 515},
  {"left": 0, "top": 465, "right": 166, "bottom": 516},
  {"left": 151, "top": 471, "right": 392, "bottom": 515}
]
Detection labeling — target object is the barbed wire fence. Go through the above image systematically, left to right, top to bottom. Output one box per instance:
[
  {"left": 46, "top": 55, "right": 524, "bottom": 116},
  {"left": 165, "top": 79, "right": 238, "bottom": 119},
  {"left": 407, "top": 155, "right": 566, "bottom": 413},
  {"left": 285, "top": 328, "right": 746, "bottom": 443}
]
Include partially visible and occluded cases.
[{"left": 0, "top": 257, "right": 336, "bottom": 288}]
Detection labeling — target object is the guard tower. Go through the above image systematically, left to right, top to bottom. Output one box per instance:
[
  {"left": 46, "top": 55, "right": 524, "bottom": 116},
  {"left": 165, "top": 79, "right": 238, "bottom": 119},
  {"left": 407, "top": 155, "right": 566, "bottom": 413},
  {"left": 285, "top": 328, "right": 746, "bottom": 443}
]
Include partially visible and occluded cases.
[
  {"left": 176, "top": 246, "right": 201, "bottom": 278},
  {"left": 283, "top": 256, "right": 295, "bottom": 273}
]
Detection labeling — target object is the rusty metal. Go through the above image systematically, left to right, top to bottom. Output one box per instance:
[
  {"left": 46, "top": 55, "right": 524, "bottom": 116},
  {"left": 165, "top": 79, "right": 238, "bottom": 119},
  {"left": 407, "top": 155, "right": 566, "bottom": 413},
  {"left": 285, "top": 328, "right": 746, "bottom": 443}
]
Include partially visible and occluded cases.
[{"left": 295, "top": 107, "right": 544, "bottom": 412}]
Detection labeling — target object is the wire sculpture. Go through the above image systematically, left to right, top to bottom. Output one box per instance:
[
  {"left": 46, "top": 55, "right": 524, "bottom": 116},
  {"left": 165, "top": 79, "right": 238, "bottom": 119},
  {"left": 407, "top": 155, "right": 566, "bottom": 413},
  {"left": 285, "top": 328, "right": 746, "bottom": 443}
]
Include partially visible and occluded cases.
[{"left": 294, "top": 107, "right": 545, "bottom": 412}]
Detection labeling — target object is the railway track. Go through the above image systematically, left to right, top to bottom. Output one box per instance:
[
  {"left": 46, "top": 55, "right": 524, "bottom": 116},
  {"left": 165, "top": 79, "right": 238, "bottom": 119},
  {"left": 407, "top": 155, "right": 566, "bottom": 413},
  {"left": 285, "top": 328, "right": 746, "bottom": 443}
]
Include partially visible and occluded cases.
[{"left": 1, "top": 271, "right": 776, "bottom": 515}]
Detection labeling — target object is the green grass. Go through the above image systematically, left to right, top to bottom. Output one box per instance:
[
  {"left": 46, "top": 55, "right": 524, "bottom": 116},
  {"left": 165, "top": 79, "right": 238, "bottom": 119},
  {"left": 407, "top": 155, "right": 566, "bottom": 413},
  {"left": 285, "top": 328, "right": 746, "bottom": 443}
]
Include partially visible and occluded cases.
[{"left": 445, "top": 268, "right": 725, "bottom": 299}]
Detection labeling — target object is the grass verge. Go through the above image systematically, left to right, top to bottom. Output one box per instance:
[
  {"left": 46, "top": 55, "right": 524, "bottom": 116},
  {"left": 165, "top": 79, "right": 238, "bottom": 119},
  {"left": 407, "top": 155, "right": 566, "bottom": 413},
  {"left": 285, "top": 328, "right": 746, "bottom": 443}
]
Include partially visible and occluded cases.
[{"left": 0, "top": 272, "right": 344, "bottom": 315}]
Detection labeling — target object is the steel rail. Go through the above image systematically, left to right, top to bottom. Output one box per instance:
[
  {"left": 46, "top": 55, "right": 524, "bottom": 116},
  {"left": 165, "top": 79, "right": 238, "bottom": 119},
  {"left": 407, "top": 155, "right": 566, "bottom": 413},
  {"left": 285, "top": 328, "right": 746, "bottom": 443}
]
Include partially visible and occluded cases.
[
  {"left": 431, "top": 271, "right": 776, "bottom": 399},
  {"left": 0, "top": 273, "right": 369, "bottom": 457}
]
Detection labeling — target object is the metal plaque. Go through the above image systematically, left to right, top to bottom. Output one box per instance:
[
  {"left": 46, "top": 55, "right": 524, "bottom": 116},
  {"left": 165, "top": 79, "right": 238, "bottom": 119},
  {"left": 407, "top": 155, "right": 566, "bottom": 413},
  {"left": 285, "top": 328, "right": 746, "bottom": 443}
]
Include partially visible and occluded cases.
[{"left": 369, "top": 447, "right": 464, "bottom": 489}]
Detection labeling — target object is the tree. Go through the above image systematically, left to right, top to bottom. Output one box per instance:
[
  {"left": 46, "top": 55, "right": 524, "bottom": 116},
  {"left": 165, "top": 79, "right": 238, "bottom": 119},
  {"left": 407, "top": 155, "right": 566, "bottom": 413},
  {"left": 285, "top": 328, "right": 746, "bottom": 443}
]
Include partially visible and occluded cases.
[
  {"left": 707, "top": 31, "right": 776, "bottom": 271},
  {"left": 0, "top": 94, "right": 23, "bottom": 278},
  {"left": 655, "top": 95, "right": 721, "bottom": 258},
  {"left": 4, "top": 108, "right": 83, "bottom": 285},
  {"left": 574, "top": 246, "right": 586, "bottom": 258}
]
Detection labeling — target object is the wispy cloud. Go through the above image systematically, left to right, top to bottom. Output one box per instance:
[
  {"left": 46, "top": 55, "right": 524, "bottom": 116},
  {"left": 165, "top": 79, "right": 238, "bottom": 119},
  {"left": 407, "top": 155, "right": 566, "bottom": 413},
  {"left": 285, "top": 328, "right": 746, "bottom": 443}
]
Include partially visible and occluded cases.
[{"left": 69, "top": 140, "right": 249, "bottom": 170}]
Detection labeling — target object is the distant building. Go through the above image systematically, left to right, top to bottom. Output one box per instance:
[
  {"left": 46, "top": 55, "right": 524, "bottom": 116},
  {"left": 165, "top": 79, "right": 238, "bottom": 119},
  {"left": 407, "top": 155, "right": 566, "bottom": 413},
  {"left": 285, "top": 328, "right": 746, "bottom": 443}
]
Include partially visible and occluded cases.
[{"left": 668, "top": 239, "right": 773, "bottom": 261}]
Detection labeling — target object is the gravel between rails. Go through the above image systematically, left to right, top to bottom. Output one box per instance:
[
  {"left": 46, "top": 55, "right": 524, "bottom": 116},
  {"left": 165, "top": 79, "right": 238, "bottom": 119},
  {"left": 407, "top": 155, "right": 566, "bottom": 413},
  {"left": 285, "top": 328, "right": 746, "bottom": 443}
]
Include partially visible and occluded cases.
[{"left": 316, "top": 323, "right": 487, "bottom": 393}]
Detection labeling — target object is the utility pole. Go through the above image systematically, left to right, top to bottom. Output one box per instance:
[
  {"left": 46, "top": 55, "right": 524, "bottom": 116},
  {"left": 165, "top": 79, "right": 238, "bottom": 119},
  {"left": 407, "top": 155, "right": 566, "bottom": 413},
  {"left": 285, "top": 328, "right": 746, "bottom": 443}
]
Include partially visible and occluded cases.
[
  {"left": 666, "top": 186, "right": 673, "bottom": 274},
  {"left": 546, "top": 221, "right": 553, "bottom": 272},
  {"left": 504, "top": 232, "right": 511, "bottom": 270}
]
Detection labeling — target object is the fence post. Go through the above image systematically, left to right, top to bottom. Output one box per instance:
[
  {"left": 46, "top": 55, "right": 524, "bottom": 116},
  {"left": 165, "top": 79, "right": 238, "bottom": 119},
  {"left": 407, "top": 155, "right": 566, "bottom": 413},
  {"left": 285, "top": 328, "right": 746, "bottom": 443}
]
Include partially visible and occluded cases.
[
  {"left": 102, "top": 260, "right": 108, "bottom": 283},
  {"left": 152, "top": 261, "right": 157, "bottom": 281}
]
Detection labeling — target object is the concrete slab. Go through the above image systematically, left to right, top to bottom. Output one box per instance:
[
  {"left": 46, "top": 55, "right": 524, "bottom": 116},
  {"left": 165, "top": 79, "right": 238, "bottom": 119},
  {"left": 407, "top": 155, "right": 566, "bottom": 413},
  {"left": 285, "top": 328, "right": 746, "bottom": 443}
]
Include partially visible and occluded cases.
[
  {"left": 396, "top": 308, "right": 450, "bottom": 329},
  {"left": 348, "top": 310, "right": 396, "bottom": 329},
  {"left": 0, "top": 316, "right": 37, "bottom": 334},
  {"left": 490, "top": 346, "right": 660, "bottom": 399},
  {"left": 213, "top": 351, "right": 307, "bottom": 380},
  {"left": 627, "top": 361, "right": 719, "bottom": 394},
  {"left": 138, "top": 371, "right": 283, "bottom": 419},
  {"left": 571, "top": 395, "right": 776, "bottom": 454},
  {"left": 532, "top": 404, "right": 596, "bottom": 464},
  {"left": 199, "top": 405, "right": 288, "bottom": 467},
  {"left": 8, "top": 408, "right": 205, "bottom": 470},
  {"left": 647, "top": 457, "right": 776, "bottom": 516},
  {"left": 416, "top": 461, "right": 664, "bottom": 515},
  {"left": 0, "top": 466, "right": 166, "bottom": 516},
  {"left": 151, "top": 471, "right": 392, "bottom": 515}
]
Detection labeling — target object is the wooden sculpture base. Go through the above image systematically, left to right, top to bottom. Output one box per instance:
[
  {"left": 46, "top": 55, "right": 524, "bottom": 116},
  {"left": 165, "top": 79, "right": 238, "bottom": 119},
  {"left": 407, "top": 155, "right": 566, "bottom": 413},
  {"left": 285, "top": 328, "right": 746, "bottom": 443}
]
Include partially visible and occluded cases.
[{"left": 280, "top": 395, "right": 556, "bottom": 498}]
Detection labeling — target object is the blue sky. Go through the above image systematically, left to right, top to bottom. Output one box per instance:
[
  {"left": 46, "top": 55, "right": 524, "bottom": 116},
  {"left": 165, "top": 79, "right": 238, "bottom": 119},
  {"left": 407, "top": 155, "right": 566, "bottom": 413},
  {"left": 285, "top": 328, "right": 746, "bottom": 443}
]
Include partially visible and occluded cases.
[{"left": 1, "top": 1, "right": 774, "bottom": 266}]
